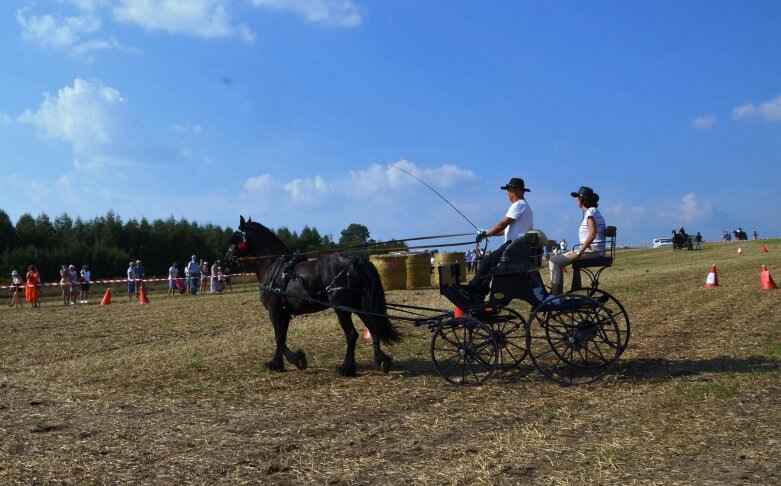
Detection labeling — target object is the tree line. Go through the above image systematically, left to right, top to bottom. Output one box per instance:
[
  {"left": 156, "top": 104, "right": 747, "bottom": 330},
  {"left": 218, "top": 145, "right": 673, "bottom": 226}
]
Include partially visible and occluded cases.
[{"left": 0, "top": 210, "right": 405, "bottom": 282}]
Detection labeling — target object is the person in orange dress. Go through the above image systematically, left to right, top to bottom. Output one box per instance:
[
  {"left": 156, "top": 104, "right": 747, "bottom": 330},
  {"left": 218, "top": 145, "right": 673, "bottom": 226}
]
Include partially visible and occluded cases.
[{"left": 25, "top": 264, "right": 41, "bottom": 308}]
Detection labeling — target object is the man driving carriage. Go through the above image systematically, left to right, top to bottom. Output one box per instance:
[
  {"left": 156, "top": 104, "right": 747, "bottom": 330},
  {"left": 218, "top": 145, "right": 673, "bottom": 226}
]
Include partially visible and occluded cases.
[{"left": 465, "top": 177, "right": 533, "bottom": 301}]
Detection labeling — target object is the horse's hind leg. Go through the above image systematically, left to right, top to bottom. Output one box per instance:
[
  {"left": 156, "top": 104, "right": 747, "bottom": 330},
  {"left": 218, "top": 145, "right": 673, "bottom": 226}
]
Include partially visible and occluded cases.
[
  {"left": 335, "top": 310, "right": 359, "bottom": 377},
  {"left": 359, "top": 315, "right": 392, "bottom": 373}
]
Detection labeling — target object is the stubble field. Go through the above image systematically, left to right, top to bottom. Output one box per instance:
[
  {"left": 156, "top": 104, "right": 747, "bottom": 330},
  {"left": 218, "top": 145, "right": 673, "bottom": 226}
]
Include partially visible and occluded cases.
[{"left": 1, "top": 240, "right": 780, "bottom": 485}]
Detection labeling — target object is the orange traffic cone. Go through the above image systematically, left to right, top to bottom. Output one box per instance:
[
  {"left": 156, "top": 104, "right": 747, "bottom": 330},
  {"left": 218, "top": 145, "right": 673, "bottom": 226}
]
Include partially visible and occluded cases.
[
  {"left": 761, "top": 244, "right": 768, "bottom": 253},
  {"left": 705, "top": 265, "right": 719, "bottom": 287},
  {"left": 761, "top": 265, "right": 777, "bottom": 290},
  {"left": 138, "top": 286, "right": 150, "bottom": 304},
  {"left": 100, "top": 288, "right": 112, "bottom": 305},
  {"left": 454, "top": 306, "right": 466, "bottom": 317},
  {"left": 362, "top": 328, "right": 372, "bottom": 340}
]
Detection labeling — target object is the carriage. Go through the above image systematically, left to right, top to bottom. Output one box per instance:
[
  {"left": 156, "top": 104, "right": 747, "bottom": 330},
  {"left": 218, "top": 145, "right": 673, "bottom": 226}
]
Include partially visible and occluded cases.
[
  {"left": 226, "top": 218, "right": 629, "bottom": 387},
  {"left": 418, "top": 226, "right": 630, "bottom": 386}
]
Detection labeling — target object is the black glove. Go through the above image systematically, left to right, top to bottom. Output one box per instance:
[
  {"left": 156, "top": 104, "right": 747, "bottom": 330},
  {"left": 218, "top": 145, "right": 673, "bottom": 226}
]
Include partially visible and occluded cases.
[{"left": 475, "top": 231, "right": 487, "bottom": 243}]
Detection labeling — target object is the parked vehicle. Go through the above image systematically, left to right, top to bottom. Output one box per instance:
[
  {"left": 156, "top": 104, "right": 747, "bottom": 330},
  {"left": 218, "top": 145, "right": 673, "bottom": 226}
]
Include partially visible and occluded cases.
[{"left": 653, "top": 238, "right": 673, "bottom": 248}]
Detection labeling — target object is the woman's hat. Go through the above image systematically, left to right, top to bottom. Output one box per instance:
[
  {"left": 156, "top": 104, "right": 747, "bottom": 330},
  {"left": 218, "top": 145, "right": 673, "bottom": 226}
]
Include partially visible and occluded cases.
[
  {"left": 500, "top": 177, "right": 531, "bottom": 192},
  {"left": 571, "top": 186, "right": 599, "bottom": 203},
  {"left": 11, "top": 270, "right": 19, "bottom": 276}
]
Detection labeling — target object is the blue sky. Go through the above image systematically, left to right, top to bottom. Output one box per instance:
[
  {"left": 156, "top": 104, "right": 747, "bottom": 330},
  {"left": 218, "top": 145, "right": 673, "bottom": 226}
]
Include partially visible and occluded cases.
[{"left": 1, "top": 1, "right": 780, "bottom": 249}]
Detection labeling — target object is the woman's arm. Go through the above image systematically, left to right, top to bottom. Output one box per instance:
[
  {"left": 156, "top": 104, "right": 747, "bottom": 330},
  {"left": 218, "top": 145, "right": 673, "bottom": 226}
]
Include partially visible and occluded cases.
[{"left": 570, "top": 216, "right": 597, "bottom": 260}]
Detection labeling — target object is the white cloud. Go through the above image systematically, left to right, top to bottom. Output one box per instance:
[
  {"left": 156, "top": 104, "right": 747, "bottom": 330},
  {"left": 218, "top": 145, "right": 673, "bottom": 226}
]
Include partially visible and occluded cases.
[
  {"left": 113, "top": 0, "right": 255, "bottom": 42},
  {"left": 250, "top": 0, "right": 363, "bottom": 27},
  {"left": 16, "top": 8, "right": 101, "bottom": 49},
  {"left": 16, "top": 78, "right": 166, "bottom": 170},
  {"left": 18, "top": 78, "right": 127, "bottom": 151},
  {"left": 732, "top": 94, "right": 781, "bottom": 122},
  {"left": 692, "top": 114, "right": 717, "bottom": 129},
  {"left": 172, "top": 123, "right": 204, "bottom": 134},
  {"left": 244, "top": 174, "right": 279, "bottom": 192},
  {"left": 283, "top": 175, "right": 333, "bottom": 202},
  {"left": 678, "top": 193, "right": 712, "bottom": 223}
]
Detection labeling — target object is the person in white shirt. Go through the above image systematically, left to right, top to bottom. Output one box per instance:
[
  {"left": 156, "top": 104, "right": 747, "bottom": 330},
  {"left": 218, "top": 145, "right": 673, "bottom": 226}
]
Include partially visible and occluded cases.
[
  {"left": 466, "top": 177, "right": 533, "bottom": 299},
  {"left": 548, "top": 186, "right": 606, "bottom": 296},
  {"left": 186, "top": 255, "right": 200, "bottom": 295},
  {"left": 168, "top": 262, "right": 179, "bottom": 296},
  {"left": 79, "top": 265, "right": 92, "bottom": 303}
]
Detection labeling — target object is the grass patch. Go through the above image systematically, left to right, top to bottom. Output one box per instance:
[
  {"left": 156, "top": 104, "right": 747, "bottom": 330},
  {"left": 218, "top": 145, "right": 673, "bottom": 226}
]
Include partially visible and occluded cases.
[{"left": 676, "top": 380, "right": 742, "bottom": 400}]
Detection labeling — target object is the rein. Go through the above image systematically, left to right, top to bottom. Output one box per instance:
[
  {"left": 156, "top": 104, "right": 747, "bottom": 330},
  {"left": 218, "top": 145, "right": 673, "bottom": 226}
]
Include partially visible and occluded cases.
[{"left": 236, "top": 232, "right": 474, "bottom": 262}]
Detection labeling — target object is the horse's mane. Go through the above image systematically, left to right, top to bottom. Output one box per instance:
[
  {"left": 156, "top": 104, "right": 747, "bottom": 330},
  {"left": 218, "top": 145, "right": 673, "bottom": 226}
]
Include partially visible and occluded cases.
[{"left": 246, "top": 221, "right": 290, "bottom": 254}]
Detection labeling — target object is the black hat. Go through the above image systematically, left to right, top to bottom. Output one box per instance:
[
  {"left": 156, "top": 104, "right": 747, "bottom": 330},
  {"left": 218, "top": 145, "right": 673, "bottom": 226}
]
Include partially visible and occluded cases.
[
  {"left": 500, "top": 177, "right": 530, "bottom": 192},
  {"left": 571, "top": 186, "right": 599, "bottom": 203}
]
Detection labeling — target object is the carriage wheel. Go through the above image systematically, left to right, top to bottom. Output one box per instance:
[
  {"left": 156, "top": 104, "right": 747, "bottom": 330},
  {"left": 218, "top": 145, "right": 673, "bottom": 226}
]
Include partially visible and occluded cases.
[
  {"left": 584, "top": 289, "right": 630, "bottom": 356},
  {"left": 526, "top": 294, "right": 620, "bottom": 386},
  {"left": 482, "top": 308, "right": 528, "bottom": 369},
  {"left": 431, "top": 317, "right": 498, "bottom": 386}
]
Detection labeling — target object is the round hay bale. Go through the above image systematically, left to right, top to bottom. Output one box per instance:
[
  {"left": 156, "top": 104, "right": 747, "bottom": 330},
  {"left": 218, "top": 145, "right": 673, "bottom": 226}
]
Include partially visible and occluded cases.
[
  {"left": 433, "top": 251, "right": 466, "bottom": 286},
  {"left": 405, "top": 252, "right": 431, "bottom": 288},
  {"left": 370, "top": 254, "right": 407, "bottom": 291}
]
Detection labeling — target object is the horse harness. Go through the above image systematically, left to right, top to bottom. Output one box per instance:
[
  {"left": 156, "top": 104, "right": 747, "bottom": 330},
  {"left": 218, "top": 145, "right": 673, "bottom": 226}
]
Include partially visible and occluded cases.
[{"left": 260, "top": 253, "right": 361, "bottom": 310}]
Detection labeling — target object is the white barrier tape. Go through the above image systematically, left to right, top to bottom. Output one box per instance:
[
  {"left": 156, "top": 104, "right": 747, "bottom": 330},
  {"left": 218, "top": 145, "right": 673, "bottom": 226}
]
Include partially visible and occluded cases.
[{"left": 0, "top": 273, "right": 256, "bottom": 290}]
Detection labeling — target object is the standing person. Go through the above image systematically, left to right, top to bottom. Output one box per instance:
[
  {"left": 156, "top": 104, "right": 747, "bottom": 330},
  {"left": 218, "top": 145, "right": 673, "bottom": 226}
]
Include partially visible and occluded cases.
[
  {"left": 466, "top": 177, "right": 534, "bottom": 300},
  {"left": 548, "top": 186, "right": 606, "bottom": 297},
  {"left": 753, "top": 229, "right": 758, "bottom": 240},
  {"left": 694, "top": 232, "right": 703, "bottom": 250},
  {"left": 560, "top": 239, "right": 568, "bottom": 253},
  {"left": 186, "top": 255, "right": 200, "bottom": 295},
  {"left": 134, "top": 260, "right": 145, "bottom": 293},
  {"left": 200, "top": 260, "right": 210, "bottom": 293},
  {"left": 211, "top": 260, "right": 220, "bottom": 293},
  {"left": 127, "top": 261, "right": 136, "bottom": 300},
  {"left": 168, "top": 261, "right": 179, "bottom": 296},
  {"left": 59, "top": 264, "right": 71, "bottom": 305},
  {"left": 80, "top": 264, "right": 92, "bottom": 304},
  {"left": 25, "top": 265, "right": 40, "bottom": 308},
  {"left": 68, "top": 265, "right": 79, "bottom": 305},
  {"left": 8, "top": 270, "right": 24, "bottom": 307}
]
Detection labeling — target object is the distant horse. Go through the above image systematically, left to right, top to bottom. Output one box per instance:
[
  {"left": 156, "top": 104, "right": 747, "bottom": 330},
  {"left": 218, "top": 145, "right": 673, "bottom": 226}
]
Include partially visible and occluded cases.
[{"left": 224, "top": 216, "right": 401, "bottom": 376}]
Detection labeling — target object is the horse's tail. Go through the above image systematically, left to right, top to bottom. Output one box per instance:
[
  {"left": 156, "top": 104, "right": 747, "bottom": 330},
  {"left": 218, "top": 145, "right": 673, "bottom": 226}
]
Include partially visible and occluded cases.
[{"left": 357, "top": 257, "right": 402, "bottom": 345}]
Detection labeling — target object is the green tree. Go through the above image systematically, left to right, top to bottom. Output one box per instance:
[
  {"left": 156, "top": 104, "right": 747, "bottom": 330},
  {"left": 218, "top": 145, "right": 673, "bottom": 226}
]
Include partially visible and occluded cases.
[{"left": 339, "top": 223, "right": 371, "bottom": 248}]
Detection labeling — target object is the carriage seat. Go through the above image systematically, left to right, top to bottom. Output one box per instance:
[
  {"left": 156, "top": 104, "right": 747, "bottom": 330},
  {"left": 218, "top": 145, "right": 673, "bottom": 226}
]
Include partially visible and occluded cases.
[
  {"left": 569, "top": 226, "right": 617, "bottom": 292},
  {"left": 571, "top": 226, "right": 616, "bottom": 270},
  {"left": 489, "top": 230, "right": 545, "bottom": 276}
]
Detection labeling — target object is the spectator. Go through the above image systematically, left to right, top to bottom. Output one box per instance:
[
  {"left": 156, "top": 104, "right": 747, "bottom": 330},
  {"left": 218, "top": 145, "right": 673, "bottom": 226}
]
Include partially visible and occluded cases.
[
  {"left": 753, "top": 229, "right": 758, "bottom": 240},
  {"left": 694, "top": 232, "right": 703, "bottom": 250},
  {"left": 560, "top": 239, "right": 568, "bottom": 253},
  {"left": 466, "top": 249, "right": 475, "bottom": 273},
  {"left": 186, "top": 255, "right": 200, "bottom": 295},
  {"left": 134, "top": 260, "right": 145, "bottom": 291},
  {"left": 200, "top": 260, "right": 210, "bottom": 293},
  {"left": 211, "top": 260, "right": 221, "bottom": 293},
  {"left": 127, "top": 261, "right": 137, "bottom": 300},
  {"left": 168, "top": 262, "right": 179, "bottom": 296},
  {"left": 59, "top": 264, "right": 71, "bottom": 305},
  {"left": 80, "top": 264, "right": 92, "bottom": 304},
  {"left": 25, "top": 265, "right": 40, "bottom": 308},
  {"left": 68, "top": 265, "right": 79, "bottom": 305},
  {"left": 8, "top": 270, "right": 24, "bottom": 307}
]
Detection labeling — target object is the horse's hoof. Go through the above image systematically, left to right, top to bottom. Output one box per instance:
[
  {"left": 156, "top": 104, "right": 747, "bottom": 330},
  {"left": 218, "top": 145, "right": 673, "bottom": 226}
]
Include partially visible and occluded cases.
[
  {"left": 295, "top": 351, "right": 308, "bottom": 370},
  {"left": 379, "top": 358, "right": 392, "bottom": 374},
  {"left": 266, "top": 361, "right": 284, "bottom": 372},
  {"left": 337, "top": 365, "right": 357, "bottom": 377}
]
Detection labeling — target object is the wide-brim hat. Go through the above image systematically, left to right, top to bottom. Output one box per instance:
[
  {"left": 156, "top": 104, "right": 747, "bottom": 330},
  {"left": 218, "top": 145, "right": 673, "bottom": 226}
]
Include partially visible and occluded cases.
[
  {"left": 500, "top": 177, "right": 530, "bottom": 192},
  {"left": 571, "top": 186, "right": 599, "bottom": 203}
]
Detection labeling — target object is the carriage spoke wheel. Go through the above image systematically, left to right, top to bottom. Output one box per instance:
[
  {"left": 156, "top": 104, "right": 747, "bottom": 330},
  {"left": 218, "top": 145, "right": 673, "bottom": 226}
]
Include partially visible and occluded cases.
[
  {"left": 584, "top": 289, "right": 630, "bottom": 356},
  {"left": 527, "top": 294, "right": 620, "bottom": 386},
  {"left": 482, "top": 308, "right": 528, "bottom": 370},
  {"left": 431, "top": 317, "right": 498, "bottom": 386}
]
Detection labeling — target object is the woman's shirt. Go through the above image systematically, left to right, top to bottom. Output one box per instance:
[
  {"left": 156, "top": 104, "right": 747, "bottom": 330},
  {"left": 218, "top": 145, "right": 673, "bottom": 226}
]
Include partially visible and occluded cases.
[{"left": 579, "top": 207, "right": 606, "bottom": 254}]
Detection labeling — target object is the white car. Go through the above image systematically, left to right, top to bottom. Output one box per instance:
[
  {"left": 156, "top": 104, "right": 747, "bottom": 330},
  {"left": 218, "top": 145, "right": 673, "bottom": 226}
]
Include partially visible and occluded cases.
[{"left": 652, "top": 238, "right": 673, "bottom": 248}]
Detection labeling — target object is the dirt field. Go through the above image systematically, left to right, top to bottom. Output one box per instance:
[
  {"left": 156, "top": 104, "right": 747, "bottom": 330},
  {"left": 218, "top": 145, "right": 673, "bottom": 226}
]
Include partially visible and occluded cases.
[{"left": 2, "top": 240, "right": 780, "bottom": 485}]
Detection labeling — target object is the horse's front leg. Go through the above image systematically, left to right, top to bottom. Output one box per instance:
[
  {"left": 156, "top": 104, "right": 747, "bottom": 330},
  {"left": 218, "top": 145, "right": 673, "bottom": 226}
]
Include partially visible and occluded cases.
[
  {"left": 266, "top": 309, "right": 289, "bottom": 372},
  {"left": 335, "top": 310, "right": 359, "bottom": 377}
]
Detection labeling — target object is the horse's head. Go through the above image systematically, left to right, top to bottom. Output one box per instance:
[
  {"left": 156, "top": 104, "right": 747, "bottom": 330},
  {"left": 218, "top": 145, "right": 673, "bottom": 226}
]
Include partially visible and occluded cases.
[{"left": 223, "top": 216, "right": 252, "bottom": 273}]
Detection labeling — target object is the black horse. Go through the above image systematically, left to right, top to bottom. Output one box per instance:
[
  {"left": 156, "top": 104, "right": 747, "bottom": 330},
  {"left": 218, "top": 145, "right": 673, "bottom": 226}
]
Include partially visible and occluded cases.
[{"left": 224, "top": 216, "right": 401, "bottom": 376}]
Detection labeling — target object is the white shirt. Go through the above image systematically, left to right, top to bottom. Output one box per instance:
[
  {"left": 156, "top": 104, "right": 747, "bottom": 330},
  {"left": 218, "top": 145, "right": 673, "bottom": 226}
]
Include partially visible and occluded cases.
[
  {"left": 504, "top": 199, "right": 533, "bottom": 242},
  {"left": 579, "top": 207, "right": 606, "bottom": 254},
  {"left": 169, "top": 266, "right": 179, "bottom": 280}
]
